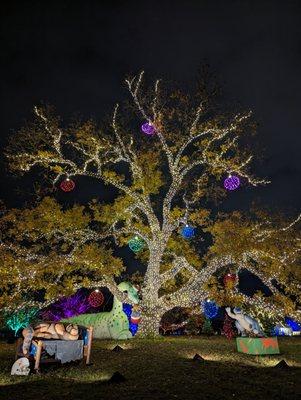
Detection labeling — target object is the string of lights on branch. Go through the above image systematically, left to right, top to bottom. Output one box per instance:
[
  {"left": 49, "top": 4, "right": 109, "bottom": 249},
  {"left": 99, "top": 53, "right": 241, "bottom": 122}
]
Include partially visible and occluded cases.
[{"left": 4, "top": 71, "right": 300, "bottom": 335}]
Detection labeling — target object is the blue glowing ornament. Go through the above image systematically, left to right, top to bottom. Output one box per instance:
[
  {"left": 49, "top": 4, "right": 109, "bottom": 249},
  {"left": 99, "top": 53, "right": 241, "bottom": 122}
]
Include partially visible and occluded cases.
[
  {"left": 141, "top": 122, "right": 156, "bottom": 135},
  {"left": 224, "top": 174, "right": 240, "bottom": 191},
  {"left": 181, "top": 225, "right": 195, "bottom": 239},
  {"left": 128, "top": 236, "right": 144, "bottom": 253},
  {"left": 202, "top": 299, "right": 219, "bottom": 319},
  {"left": 122, "top": 303, "right": 139, "bottom": 336},
  {"left": 285, "top": 317, "right": 301, "bottom": 332},
  {"left": 129, "top": 321, "right": 139, "bottom": 336},
  {"left": 273, "top": 325, "right": 292, "bottom": 336}
]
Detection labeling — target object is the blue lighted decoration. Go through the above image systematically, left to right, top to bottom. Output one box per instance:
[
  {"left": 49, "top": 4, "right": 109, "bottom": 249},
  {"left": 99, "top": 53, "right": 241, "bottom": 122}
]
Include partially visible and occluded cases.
[
  {"left": 224, "top": 174, "right": 240, "bottom": 191},
  {"left": 181, "top": 225, "right": 195, "bottom": 239},
  {"left": 128, "top": 236, "right": 144, "bottom": 253},
  {"left": 202, "top": 300, "right": 219, "bottom": 319},
  {"left": 122, "top": 303, "right": 139, "bottom": 336},
  {"left": 123, "top": 303, "right": 132, "bottom": 319},
  {"left": 285, "top": 317, "right": 301, "bottom": 332},
  {"left": 129, "top": 321, "right": 139, "bottom": 336},
  {"left": 273, "top": 325, "right": 292, "bottom": 336}
]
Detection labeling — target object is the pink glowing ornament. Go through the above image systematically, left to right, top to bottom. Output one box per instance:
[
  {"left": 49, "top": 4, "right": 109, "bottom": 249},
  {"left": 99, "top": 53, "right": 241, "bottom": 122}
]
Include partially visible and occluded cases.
[
  {"left": 141, "top": 122, "right": 156, "bottom": 135},
  {"left": 224, "top": 174, "right": 240, "bottom": 191},
  {"left": 60, "top": 178, "right": 75, "bottom": 192},
  {"left": 88, "top": 290, "right": 104, "bottom": 308}
]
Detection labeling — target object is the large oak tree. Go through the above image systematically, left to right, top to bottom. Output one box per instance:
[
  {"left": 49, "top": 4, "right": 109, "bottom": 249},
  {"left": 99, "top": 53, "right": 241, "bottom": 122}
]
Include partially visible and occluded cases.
[{"left": 1, "top": 72, "right": 300, "bottom": 336}]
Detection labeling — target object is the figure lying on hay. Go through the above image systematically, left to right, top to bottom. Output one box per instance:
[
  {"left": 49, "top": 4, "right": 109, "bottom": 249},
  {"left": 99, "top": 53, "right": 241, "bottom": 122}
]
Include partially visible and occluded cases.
[{"left": 12, "top": 322, "right": 93, "bottom": 375}]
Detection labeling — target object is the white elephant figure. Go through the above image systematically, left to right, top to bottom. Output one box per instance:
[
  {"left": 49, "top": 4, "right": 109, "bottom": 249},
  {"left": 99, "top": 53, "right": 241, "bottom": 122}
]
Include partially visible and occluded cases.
[{"left": 226, "top": 307, "right": 264, "bottom": 337}]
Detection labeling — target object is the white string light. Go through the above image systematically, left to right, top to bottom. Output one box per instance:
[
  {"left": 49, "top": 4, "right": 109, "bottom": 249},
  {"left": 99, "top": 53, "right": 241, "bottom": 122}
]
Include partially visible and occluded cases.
[{"left": 3, "top": 72, "right": 300, "bottom": 336}]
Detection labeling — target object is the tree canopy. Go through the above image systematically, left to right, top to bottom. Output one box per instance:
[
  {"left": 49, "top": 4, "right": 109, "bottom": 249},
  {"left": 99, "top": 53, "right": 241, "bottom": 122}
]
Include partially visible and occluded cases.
[{"left": 1, "top": 71, "right": 300, "bottom": 334}]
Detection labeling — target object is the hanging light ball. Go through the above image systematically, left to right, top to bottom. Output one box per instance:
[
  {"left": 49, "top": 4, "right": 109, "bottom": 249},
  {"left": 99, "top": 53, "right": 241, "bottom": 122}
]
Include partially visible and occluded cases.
[
  {"left": 141, "top": 122, "right": 156, "bottom": 135},
  {"left": 224, "top": 174, "right": 240, "bottom": 191},
  {"left": 60, "top": 178, "right": 75, "bottom": 192},
  {"left": 181, "top": 225, "right": 195, "bottom": 239},
  {"left": 128, "top": 236, "right": 144, "bottom": 253},
  {"left": 223, "top": 273, "right": 237, "bottom": 287},
  {"left": 88, "top": 290, "right": 104, "bottom": 308},
  {"left": 202, "top": 299, "right": 219, "bottom": 319},
  {"left": 130, "top": 310, "right": 141, "bottom": 325}
]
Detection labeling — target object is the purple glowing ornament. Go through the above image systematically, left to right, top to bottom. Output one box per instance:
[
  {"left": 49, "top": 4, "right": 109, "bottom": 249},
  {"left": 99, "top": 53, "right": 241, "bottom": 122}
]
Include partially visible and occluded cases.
[
  {"left": 141, "top": 122, "right": 156, "bottom": 135},
  {"left": 224, "top": 174, "right": 240, "bottom": 191}
]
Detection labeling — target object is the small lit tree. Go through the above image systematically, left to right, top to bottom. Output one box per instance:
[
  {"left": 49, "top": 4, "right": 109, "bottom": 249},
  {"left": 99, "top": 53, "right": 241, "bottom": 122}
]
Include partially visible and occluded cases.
[
  {"left": 1, "top": 72, "right": 300, "bottom": 336},
  {"left": 222, "top": 314, "right": 236, "bottom": 339},
  {"left": 201, "top": 318, "right": 214, "bottom": 335}
]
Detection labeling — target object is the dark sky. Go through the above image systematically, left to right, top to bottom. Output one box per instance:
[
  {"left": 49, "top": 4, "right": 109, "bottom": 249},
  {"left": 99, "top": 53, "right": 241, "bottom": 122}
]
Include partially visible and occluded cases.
[{"left": 1, "top": 0, "right": 300, "bottom": 212}]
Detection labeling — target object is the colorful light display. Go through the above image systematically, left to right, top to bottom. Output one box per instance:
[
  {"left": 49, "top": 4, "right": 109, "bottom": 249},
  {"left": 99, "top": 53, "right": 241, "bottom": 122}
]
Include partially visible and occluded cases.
[
  {"left": 6, "top": 71, "right": 299, "bottom": 339},
  {"left": 141, "top": 122, "right": 156, "bottom": 135},
  {"left": 224, "top": 174, "right": 240, "bottom": 191},
  {"left": 60, "top": 178, "right": 75, "bottom": 192},
  {"left": 181, "top": 225, "right": 195, "bottom": 239},
  {"left": 128, "top": 236, "right": 144, "bottom": 253},
  {"left": 223, "top": 273, "right": 237, "bottom": 287},
  {"left": 88, "top": 290, "right": 104, "bottom": 308},
  {"left": 41, "top": 292, "right": 90, "bottom": 321},
  {"left": 202, "top": 299, "right": 219, "bottom": 319},
  {"left": 122, "top": 303, "right": 139, "bottom": 336},
  {"left": 5, "top": 308, "right": 38, "bottom": 335},
  {"left": 130, "top": 310, "right": 141, "bottom": 324},
  {"left": 222, "top": 314, "right": 236, "bottom": 339},
  {"left": 285, "top": 317, "right": 301, "bottom": 332}
]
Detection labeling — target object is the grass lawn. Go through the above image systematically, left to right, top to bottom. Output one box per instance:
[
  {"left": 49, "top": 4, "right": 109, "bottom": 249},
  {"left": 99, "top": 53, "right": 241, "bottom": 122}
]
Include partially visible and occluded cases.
[{"left": 0, "top": 336, "right": 300, "bottom": 400}]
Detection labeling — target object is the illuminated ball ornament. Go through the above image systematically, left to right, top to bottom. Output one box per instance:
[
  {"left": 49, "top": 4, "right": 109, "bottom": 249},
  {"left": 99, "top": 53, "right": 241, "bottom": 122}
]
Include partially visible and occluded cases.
[
  {"left": 141, "top": 122, "right": 156, "bottom": 135},
  {"left": 224, "top": 174, "right": 240, "bottom": 191},
  {"left": 60, "top": 178, "right": 75, "bottom": 192},
  {"left": 181, "top": 225, "right": 195, "bottom": 239},
  {"left": 128, "top": 236, "right": 144, "bottom": 253},
  {"left": 223, "top": 273, "right": 237, "bottom": 287},
  {"left": 88, "top": 289, "right": 104, "bottom": 308},
  {"left": 202, "top": 299, "right": 219, "bottom": 319},
  {"left": 130, "top": 310, "right": 141, "bottom": 325},
  {"left": 285, "top": 317, "right": 301, "bottom": 332}
]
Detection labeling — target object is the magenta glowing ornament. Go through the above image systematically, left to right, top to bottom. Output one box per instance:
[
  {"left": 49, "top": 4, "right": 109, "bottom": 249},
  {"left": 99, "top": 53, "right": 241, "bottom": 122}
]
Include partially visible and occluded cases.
[
  {"left": 141, "top": 122, "right": 156, "bottom": 135},
  {"left": 224, "top": 174, "right": 240, "bottom": 191},
  {"left": 60, "top": 178, "right": 75, "bottom": 192},
  {"left": 88, "top": 290, "right": 104, "bottom": 308}
]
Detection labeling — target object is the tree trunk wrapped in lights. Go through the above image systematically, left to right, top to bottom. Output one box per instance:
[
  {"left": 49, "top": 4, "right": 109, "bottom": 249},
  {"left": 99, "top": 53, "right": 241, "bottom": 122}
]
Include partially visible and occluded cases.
[{"left": 1, "top": 72, "right": 301, "bottom": 337}]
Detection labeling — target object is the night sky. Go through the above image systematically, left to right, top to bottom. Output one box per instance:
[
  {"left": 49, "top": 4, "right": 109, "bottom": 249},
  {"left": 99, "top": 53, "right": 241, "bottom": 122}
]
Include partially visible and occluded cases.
[{"left": 1, "top": 0, "right": 300, "bottom": 211}]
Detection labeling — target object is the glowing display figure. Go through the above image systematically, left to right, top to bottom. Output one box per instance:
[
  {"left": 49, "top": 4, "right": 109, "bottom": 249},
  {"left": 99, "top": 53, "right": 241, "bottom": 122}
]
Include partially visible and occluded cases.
[
  {"left": 62, "top": 282, "right": 140, "bottom": 339},
  {"left": 226, "top": 307, "right": 263, "bottom": 336}
]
